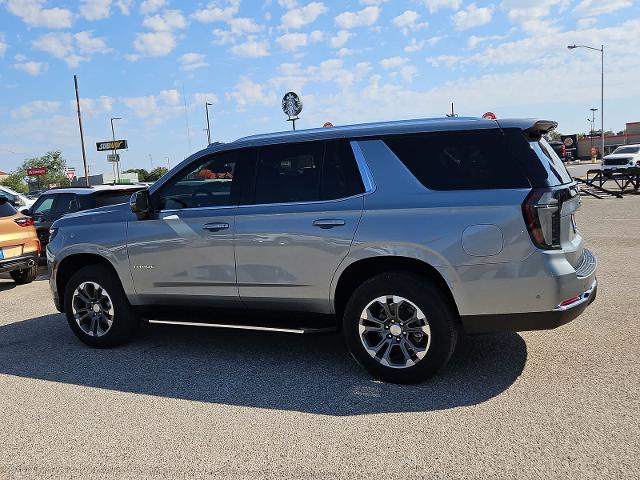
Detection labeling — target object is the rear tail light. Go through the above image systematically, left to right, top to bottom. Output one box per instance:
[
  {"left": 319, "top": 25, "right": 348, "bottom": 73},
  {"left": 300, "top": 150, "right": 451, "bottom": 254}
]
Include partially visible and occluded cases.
[
  {"left": 561, "top": 144, "right": 566, "bottom": 157},
  {"left": 522, "top": 188, "right": 562, "bottom": 249},
  {"left": 14, "top": 217, "right": 34, "bottom": 227}
]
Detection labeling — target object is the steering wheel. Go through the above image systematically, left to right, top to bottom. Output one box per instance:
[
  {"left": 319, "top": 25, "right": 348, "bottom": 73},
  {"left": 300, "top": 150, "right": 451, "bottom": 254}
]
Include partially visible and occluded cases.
[{"left": 191, "top": 187, "right": 214, "bottom": 207}]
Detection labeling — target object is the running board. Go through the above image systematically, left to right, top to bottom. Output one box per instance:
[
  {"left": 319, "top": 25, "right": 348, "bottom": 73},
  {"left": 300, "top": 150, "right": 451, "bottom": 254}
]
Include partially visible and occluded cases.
[{"left": 147, "top": 319, "right": 335, "bottom": 334}]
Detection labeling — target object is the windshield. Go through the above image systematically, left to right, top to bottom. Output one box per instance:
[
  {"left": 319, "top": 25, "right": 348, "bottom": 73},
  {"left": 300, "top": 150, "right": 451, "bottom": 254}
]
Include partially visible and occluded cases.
[{"left": 612, "top": 145, "right": 640, "bottom": 154}]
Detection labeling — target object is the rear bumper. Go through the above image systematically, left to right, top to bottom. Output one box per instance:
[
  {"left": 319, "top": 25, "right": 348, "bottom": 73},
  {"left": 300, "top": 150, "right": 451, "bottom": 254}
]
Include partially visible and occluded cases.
[
  {"left": 0, "top": 252, "right": 38, "bottom": 274},
  {"left": 461, "top": 279, "right": 597, "bottom": 334}
]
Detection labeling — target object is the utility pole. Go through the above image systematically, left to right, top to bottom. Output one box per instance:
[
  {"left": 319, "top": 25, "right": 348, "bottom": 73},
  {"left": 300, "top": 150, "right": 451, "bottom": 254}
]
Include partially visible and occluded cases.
[
  {"left": 73, "top": 75, "right": 90, "bottom": 186},
  {"left": 205, "top": 102, "right": 213, "bottom": 145},
  {"left": 110, "top": 117, "right": 122, "bottom": 183}
]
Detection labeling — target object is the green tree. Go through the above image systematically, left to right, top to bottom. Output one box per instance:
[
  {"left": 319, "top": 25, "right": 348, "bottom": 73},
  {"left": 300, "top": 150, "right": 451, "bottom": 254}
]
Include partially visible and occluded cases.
[
  {"left": 546, "top": 131, "right": 563, "bottom": 142},
  {"left": 20, "top": 151, "right": 71, "bottom": 189},
  {"left": 147, "top": 166, "right": 168, "bottom": 181},
  {"left": 0, "top": 172, "right": 28, "bottom": 193}
]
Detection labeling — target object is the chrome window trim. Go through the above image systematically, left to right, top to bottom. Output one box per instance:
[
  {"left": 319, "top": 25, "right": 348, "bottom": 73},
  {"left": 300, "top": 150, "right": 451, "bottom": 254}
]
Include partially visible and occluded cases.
[
  {"left": 350, "top": 140, "right": 376, "bottom": 194},
  {"left": 236, "top": 193, "right": 364, "bottom": 210},
  {"left": 158, "top": 204, "right": 237, "bottom": 215}
]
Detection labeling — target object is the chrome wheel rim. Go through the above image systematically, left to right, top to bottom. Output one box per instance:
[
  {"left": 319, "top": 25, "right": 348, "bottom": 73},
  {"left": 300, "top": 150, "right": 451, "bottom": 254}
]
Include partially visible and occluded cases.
[
  {"left": 72, "top": 281, "right": 115, "bottom": 337},
  {"left": 358, "top": 295, "right": 431, "bottom": 369}
]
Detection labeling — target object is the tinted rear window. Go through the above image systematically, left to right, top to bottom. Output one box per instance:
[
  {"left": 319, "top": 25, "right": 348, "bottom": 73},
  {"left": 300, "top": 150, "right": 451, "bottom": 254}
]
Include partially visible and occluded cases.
[
  {"left": 384, "top": 130, "right": 533, "bottom": 190},
  {"left": 528, "top": 138, "right": 573, "bottom": 185},
  {"left": 321, "top": 140, "right": 365, "bottom": 200},
  {"left": 94, "top": 191, "right": 138, "bottom": 207},
  {"left": 0, "top": 198, "right": 17, "bottom": 217}
]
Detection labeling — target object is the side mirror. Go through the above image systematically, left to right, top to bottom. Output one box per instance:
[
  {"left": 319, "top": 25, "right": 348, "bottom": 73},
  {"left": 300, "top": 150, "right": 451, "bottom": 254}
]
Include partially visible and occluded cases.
[
  {"left": 130, "top": 189, "right": 151, "bottom": 217},
  {"left": 20, "top": 208, "right": 30, "bottom": 216}
]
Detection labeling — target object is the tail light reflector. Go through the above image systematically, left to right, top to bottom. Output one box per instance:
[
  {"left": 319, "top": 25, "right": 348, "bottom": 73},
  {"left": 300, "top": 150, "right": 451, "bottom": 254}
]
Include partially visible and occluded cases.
[{"left": 14, "top": 217, "right": 34, "bottom": 227}]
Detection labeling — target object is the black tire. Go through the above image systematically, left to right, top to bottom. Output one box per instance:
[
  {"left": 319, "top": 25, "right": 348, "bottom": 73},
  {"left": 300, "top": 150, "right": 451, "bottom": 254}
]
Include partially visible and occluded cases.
[
  {"left": 10, "top": 264, "right": 38, "bottom": 284},
  {"left": 64, "top": 264, "right": 139, "bottom": 348},
  {"left": 343, "top": 272, "right": 458, "bottom": 384}
]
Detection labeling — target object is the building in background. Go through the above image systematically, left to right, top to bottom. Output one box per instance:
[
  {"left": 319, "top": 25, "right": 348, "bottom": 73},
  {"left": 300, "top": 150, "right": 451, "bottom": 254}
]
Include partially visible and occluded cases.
[
  {"left": 575, "top": 121, "right": 640, "bottom": 159},
  {"left": 0, "top": 170, "right": 9, "bottom": 181}
]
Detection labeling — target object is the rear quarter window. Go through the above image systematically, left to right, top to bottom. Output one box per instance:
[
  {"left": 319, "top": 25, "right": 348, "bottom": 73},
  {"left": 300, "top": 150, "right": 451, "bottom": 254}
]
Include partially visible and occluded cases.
[{"left": 384, "top": 130, "right": 532, "bottom": 190}]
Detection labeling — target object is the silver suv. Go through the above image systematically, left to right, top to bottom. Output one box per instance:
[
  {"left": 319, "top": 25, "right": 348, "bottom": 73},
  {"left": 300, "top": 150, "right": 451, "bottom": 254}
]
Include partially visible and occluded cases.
[{"left": 47, "top": 117, "right": 597, "bottom": 383}]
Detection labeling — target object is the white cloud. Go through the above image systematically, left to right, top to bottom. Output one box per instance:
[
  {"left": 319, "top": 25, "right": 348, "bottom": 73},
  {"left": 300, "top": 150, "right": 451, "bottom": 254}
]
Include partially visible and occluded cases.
[
  {"left": 4, "top": 0, "right": 73, "bottom": 29},
  {"left": 80, "top": 0, "right": 112, "bottom": 21},
  {"left": 116, "top": 0, "right": 132, "bottom": 15},
  {"left": 139, "top": 0, "right": 166, "bottom": 15},
  {"left": 191, "top": 0, "right": 240, "bottom": 23},
  {"left": 360, "top": 0, "right": 388, "bottom": 4},
  {"left": 422, "top": 0, "right": 461, "bottom": 13},
  {"left": 500, "top": 0, "right": 567, "bottom": 34},
  {"left": 574, "top": 0, "right": 632, "bottom": 17},
  {"left": 281, "top": 2, "right": 327, "bottom": 29},
  {"left": 451, "top": 3, "right": 494, "bottom": 31},
  {"left": 335, "top": 6, "right": 380, "bottom": 29},
  {"left": 143, "top": 10, "right": 187, "bottom": 31},
  {"left": 392, "top": 10, "right": 428, "bottom": 35},
  {"left": 228, "top": 17, "right": 262, "bottom": 33},
  {"left": 577, "top": 17, "right": 596, "bottom": 29},
  {"left": 212, "top": 29, "right": 236, "bottom": 45},
  {"left": 309, "top": 30, "right": 324, "bottom": 42},
  {"left": 330, "top": 30, "right": 352, "bottom": 48},
  {"left": 33, "top": 31, "right": 110, "bottom": 67},
  {"left": 74, "top": 31, "right": 111, "bottom": 54},
  {"left": 133, "top": 31, "right": 176, "bottom": 57},
  {"left": 276, "top": 32, "right": 308, "bottom": 51},
  {"left": 0, "top": 33, "right": 6, "bottom": 57},
  {"left": 467, "top": 33, "right": 510, "bottom": 49},
  {"left": 231, "top": 36, "right": 269, "bottom": 57},
  {"left": 404, "top": 38, "right": 425, "bottom": 52},
  {"left": 178, "top": 52, "right": 208, "bottom": 70},
  {"left": 425, "top": 54, "right": 463, "bottom": 67},
  {"left": 380, "top": 56, "right": 409, "bottom": 69},
  {"left": 13, "top": 61, "right": 48, "bottom": 76},
  {"left": 399, "top": 65, "right": 417, "bottom": 83},
  {"left": 226, "top": 77, "right": 277, "bottom": 108},
  {"left": 159, "top": 89, "right": 180, "bottom": 105},
  {"left": 193, "top": 92, "right": 219, "bottom": 105},
  {"left": 120, "top": 95, "right": 158, "bottom": 118},
  {"left": 70, "top": 96, "right": 115, "bottom": 117},
  {"left": 11, "top": 100, "right": 61, "bottom": 119}
]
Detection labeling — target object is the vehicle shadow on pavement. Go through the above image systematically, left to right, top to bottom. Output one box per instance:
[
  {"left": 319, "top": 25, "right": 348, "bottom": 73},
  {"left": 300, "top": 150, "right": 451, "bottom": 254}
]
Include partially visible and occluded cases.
[{"left": 0, "top": 314, "right": 527, "bottom": 416}]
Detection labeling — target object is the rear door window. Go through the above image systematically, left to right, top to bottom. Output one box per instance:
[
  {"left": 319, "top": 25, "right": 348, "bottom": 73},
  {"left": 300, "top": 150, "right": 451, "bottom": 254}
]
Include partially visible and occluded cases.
[
  {"left": 384, "top": 130, "right": 532, "bottom": 190},
  {"left": 321, "top": 140, "right": 365, "bottom": 200},
  {"left": 255, "top": 142, "right": 323, "bottom": 204},
  {"left": 94, "top": 191, "right": 138, "bottom": 207},
  {"left": 52, "top": 193, "right": 79, "bottom": 218},
  {"left": 0, "top": 198, "right": 17, "bottom": 217}
]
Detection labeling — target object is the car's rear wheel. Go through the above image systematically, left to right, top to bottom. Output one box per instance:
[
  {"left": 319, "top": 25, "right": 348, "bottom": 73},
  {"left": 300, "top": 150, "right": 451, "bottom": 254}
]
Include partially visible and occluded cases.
[
  {"left": 10, "top": 264, "right": 38, "bottom": 284},
  {"left": 64, "top": 265, "right": 138, "bottom": 348},
  {"left": 343, "top": 272, "right": 458, "bottom": 384}
]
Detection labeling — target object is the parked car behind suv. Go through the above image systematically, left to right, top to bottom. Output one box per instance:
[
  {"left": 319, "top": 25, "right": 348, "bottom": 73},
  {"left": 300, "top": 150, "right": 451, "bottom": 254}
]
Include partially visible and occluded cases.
[
  {"left": 47, "top": 117, "right": 597, "bottom": 383},
  {"left": 601, "top": 144, "right": 640, "bottom": 171},
  {"left": 0, "top": 185, "right": 35, "bottom": 210},
  {"left": 27, "top": 185, "right": 145, "bottom": 254},
  {"left": 0, "top": 197, "right": 39, "bottom": 284}
]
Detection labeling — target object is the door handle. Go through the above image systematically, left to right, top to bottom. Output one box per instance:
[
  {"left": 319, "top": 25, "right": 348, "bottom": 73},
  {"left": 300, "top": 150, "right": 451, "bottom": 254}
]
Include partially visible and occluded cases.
[
  {"left": 313, "top": 219, "right": 346, "bottom": 229},
  {"left": 203, "top": 222, "right": 230, "bottom": 231}
]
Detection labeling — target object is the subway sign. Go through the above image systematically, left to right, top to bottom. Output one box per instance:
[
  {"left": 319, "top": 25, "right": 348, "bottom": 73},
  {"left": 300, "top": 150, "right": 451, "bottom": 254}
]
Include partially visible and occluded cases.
[{"left": 96, "top": 139, "right": 128, "bottom": 151}]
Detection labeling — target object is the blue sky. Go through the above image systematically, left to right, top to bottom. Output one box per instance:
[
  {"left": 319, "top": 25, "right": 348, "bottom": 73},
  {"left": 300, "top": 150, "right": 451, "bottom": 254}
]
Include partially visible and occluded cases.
[{"left": 1, "top": 0, "right": 639, "bottom": 175}]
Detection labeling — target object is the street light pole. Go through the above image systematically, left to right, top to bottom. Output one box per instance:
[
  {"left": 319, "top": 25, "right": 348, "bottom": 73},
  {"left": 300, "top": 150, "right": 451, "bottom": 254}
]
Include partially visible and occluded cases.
[
  {"left": 567, "top": 44, "right": 605, "bottom": 159},
  {"left": 205, "top": 102, "right": 213, "bottom": 145},
  {"left": 110, "top": 117, "right": 122, "bottom": 183}
]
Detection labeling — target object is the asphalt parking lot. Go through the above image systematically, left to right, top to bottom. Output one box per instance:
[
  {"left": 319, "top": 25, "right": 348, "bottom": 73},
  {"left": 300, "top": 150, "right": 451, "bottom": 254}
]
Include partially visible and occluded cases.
[{"left": 1, "top": 197, "right": 639, "bottom": 479}]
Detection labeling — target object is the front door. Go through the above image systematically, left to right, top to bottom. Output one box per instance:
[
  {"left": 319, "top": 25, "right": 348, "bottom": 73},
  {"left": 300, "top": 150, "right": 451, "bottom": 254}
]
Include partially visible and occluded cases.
[
  {"left": 234, "top": 140, "right": 366, "bottom": 312},
  {"left": 127, "top": 149, "right": 249, "bottom": 306}
]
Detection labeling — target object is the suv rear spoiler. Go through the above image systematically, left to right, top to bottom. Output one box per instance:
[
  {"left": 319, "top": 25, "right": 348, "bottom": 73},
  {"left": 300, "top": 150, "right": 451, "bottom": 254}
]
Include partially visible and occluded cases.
[{"left": 496, "top": 119, "right": 558, "bottom": 139}]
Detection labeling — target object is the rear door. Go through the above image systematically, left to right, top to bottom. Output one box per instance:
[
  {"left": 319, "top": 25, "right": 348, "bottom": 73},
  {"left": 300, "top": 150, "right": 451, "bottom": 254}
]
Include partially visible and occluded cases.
[{"left": 234, "top": 140, "right": 365, "bottom": 312}]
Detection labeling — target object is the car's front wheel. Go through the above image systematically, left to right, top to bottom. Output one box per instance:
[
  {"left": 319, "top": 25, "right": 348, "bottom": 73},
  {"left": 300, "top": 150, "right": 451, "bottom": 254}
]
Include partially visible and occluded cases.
[
  {"left": 64, "top": 265, "right": 139, "bottom": 348},
  {"left": 343, "top": 272, "right": 459, "bottom": 384}
]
